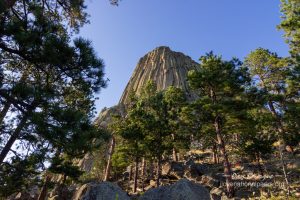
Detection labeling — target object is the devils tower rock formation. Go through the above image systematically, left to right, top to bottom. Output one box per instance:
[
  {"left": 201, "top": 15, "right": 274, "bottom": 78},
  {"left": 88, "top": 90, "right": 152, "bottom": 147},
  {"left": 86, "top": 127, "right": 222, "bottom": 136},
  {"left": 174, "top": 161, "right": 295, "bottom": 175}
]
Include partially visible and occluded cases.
[
  {"left": 79, "top": 46, "right": 199, "bottom": 172},
  {"left": 96, "top": 46, "right": 199, "bottom": 128},
  {"left": 119, "top": 46, "right": 199, "bottom": 105}
]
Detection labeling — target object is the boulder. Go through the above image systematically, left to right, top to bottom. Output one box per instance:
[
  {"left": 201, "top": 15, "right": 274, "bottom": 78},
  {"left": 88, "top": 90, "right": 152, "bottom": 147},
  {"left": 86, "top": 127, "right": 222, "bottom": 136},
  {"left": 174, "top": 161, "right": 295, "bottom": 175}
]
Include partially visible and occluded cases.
[
  {"left": 183, "top": 159, "right": 198, "bottom": 179},
  {"left": 184, "top": 159, "right": 195, "bottom": 167},
  {"left": 162, "top": 161, "right": 212, "bottom": 180},
  {"left": 183, "top": 161, "right": 212, "bottom": 179},
  {"left": 161, "top": 162, "right": 185, "bottom": 179},
  {"left": 161, "top": 162, "right": 172, "bottom": 175},
  {"left": 184, "top": 163, "right": 207, "bottom": 179},
  {"left": 193, "top": 164, "right": 211, "bottom": 175},
  {"left": 201, "top": 175, "right": 220, "bottom": 188},
  {"left": 139, "top": 179, "right": 210, "bottom": 200},
  {"left": 160, "top": 179, "right": 171, "bottom": 186},
  {"left": 149, "top": 180, "right": 157, "bottom": 187},
  {"left": 73, "top": 182, "right": 130, "bottom": 200},
  {"left": 48, "top": 184, "right": 73, "bottom": 200},
  {"left": 144, "top": 184, "right": 155, "bottom": 191},
  {"left": 7, "top": 186, "right": 39, "bottom": 200},
  {"left": 210, "top": 187, "right": 223, "bottom": 200}
]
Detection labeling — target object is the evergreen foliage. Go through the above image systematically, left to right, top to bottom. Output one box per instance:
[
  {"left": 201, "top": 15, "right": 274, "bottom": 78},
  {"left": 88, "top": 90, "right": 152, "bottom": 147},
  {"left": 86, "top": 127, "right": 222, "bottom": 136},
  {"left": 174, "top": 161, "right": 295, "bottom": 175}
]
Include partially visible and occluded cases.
[
  {"left": 0, "top": 0, "right": 109, "bottom": 197},
  {"left": 0, "top": 0, "right": 299, "bottom": 199},
  {"left": 244, "top": 48, "right": 299, "bottom": 148},
  {"left": 187, "top": 52, "right": 250, "bottom": 197},
  {"left": 111, "top": 81, "right": 188, "bottom": 187}
]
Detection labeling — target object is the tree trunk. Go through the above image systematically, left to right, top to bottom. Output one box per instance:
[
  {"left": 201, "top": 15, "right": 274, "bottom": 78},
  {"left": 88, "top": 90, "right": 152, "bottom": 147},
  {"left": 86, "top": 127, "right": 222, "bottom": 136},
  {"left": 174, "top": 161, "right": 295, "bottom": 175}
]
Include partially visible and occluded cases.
[
  {"left": 268, "top": 101, "right": 290, "bottom": 195},
  {"left": 0, "top": 114, "right": 29, "bottom": 163},
  {"left": 215, "top": 116, "right": 234, "bottom": 198},
  {"left": 234, "top": 133, "right": 239, "bottom": 141},
  {"left": 172, "top": 134, "right": 178, "bottom": 162},
  {"left": 103, "top": 136, "right": 115, "bottom": 181},
  {"left": 279, "top": 142, "right": 290, "bottom": 196},
  {"left": 212, "top": 143, "right": 218, "bottom": 164},
  {"left": 216, "top": 147, "right": 220, "bottom": 164},
  {"left": 172, "top": 148, "right": 178, "bottom": 162},
  {"left": 178, "top": 153, "right": 181, "bottom": 161},
  {"left": 255, "top": 153, "right": 264, "bottom": 176},
  {"left": 156, "top": 155, "right": 161, "bottom": 187},
  {"left": 133, "top": 157, "right": 139, "bottom": 193},
  {"left": 141, "top": 158, "right": 146, "bottom": 191},
  {"left": 141, "top": 158, "right": 146, "bottom": 177},
  {"left": 149, "top": 160, "right": 154, "bottom": 180},
  {"left": 129, "top": 165, "right": 133, "bottom": 181},
  {"left": 102, "top": 168, "right": 106, "bottom": 180},
  {"left": 62, "top": 174, "right": 67, "bottom": 185},
  {"left": 38, "top": 176, "right": 50, "bottom": 200}
]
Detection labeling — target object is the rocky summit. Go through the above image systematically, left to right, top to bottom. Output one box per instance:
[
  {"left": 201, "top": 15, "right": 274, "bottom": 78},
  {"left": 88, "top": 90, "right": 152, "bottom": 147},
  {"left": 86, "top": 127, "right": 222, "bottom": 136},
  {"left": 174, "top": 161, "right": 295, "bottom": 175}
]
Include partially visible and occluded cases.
[
  {"left": 95, "top": 46, "right": 199, "bottom": 127},
  {"left": 119, "top": 46, "right": 199, "bottom": 105}
]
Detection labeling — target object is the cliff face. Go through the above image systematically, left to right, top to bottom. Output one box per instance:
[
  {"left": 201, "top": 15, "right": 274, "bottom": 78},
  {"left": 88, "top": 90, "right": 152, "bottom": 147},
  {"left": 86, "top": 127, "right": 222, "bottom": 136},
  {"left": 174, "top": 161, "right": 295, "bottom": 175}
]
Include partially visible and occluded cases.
[
  {"left": 95, "top": 46, "right": 199, "bottom": 129},
  {"left": 119, "top": 46, "right": 199, "bottom": 105},
  {"left": 80, "top": 47, "right": 199, "bottom": 172}
]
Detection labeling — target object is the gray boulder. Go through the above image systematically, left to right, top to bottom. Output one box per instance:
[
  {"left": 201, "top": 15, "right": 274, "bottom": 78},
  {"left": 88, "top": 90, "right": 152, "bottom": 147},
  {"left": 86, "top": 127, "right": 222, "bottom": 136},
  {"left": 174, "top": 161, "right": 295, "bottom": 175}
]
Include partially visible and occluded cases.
[
  {"left": 162, "top": 162, "right": 185, "bottom": 179},
  {"left": 139, "top": 179, "right": 210, "bottom": 200},
  {"left": 73, "top": 182, "right": 130, "bottom": 200}
]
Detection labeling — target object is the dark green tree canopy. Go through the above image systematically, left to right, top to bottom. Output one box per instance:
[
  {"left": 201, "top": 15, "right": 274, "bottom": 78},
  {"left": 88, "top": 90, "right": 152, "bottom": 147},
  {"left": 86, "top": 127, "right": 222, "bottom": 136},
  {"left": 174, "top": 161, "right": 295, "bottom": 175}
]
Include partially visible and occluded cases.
[{"left": 0, "top": 0, "right": 108, "bottom": 196}]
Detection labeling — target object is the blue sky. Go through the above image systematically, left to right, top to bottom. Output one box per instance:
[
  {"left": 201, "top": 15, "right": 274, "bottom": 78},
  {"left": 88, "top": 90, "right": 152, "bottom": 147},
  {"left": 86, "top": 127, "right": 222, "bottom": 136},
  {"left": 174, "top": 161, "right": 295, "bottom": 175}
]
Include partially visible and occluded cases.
[{"left": 79, "top": 0, "right": 289, "bottom": 115}]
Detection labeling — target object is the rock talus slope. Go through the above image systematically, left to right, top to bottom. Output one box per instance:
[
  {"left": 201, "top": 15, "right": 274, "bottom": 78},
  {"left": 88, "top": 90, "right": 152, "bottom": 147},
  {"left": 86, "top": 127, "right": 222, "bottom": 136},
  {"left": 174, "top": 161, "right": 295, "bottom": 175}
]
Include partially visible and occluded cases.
[{"left": 139, "top": 179, "right": 210, "bottom": 200}]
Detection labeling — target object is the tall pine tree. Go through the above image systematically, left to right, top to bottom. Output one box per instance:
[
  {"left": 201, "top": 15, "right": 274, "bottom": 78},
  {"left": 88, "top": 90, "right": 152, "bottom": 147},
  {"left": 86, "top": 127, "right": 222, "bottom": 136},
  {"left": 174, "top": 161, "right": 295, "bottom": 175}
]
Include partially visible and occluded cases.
[{"left": 188, "top": 52, "right": 250, "bottom": 197}]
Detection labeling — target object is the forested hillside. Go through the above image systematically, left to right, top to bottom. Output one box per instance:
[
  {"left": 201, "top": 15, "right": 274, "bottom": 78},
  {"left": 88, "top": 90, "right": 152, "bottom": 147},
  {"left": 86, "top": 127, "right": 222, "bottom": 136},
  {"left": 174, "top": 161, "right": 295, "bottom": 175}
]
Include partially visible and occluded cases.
[{"left": 0, "top": 0, "right": 299, "bottom": 200}]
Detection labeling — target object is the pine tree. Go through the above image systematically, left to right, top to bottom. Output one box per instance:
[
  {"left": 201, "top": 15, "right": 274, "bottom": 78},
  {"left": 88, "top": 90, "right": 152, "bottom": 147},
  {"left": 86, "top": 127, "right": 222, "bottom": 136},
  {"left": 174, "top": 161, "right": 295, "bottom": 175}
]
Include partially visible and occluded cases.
[
  {"left": 0, "top": 0, "right": 108, "bottom": 197},
  {"left": 0, "top": 0, "right": 106, "bottom": 161},
  {"left": 278, "top": 0, "right": 300, "bottom": 153},
  {"left": 278, "top": 0, "right": 300, "bottom": 60},
  {"left": 244, "top": 48, "right": 299, "bottom": 195},
  {"left": 188, "top": 52, "right": 250, "bottom": 197},
  {"left": 112, "top": 82, "right": 181, "bottom": 188},
  {"left": 139, "top": 82, "right": 175, "bottom": 187},
  {"left": 163, "top": 86, "right": 188, "bottom": 162},
  {"left": 237, "top": 104, "right": 276, "bottom": 176},
  {"left": 111, "top": 107, "right": 147, "bottom": 193},
  {"left": 0, "top": 152, "right": 42, "bottom": 197},
  {"left": 48, "top": 156, "right": 83, "bottom": 185}
]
